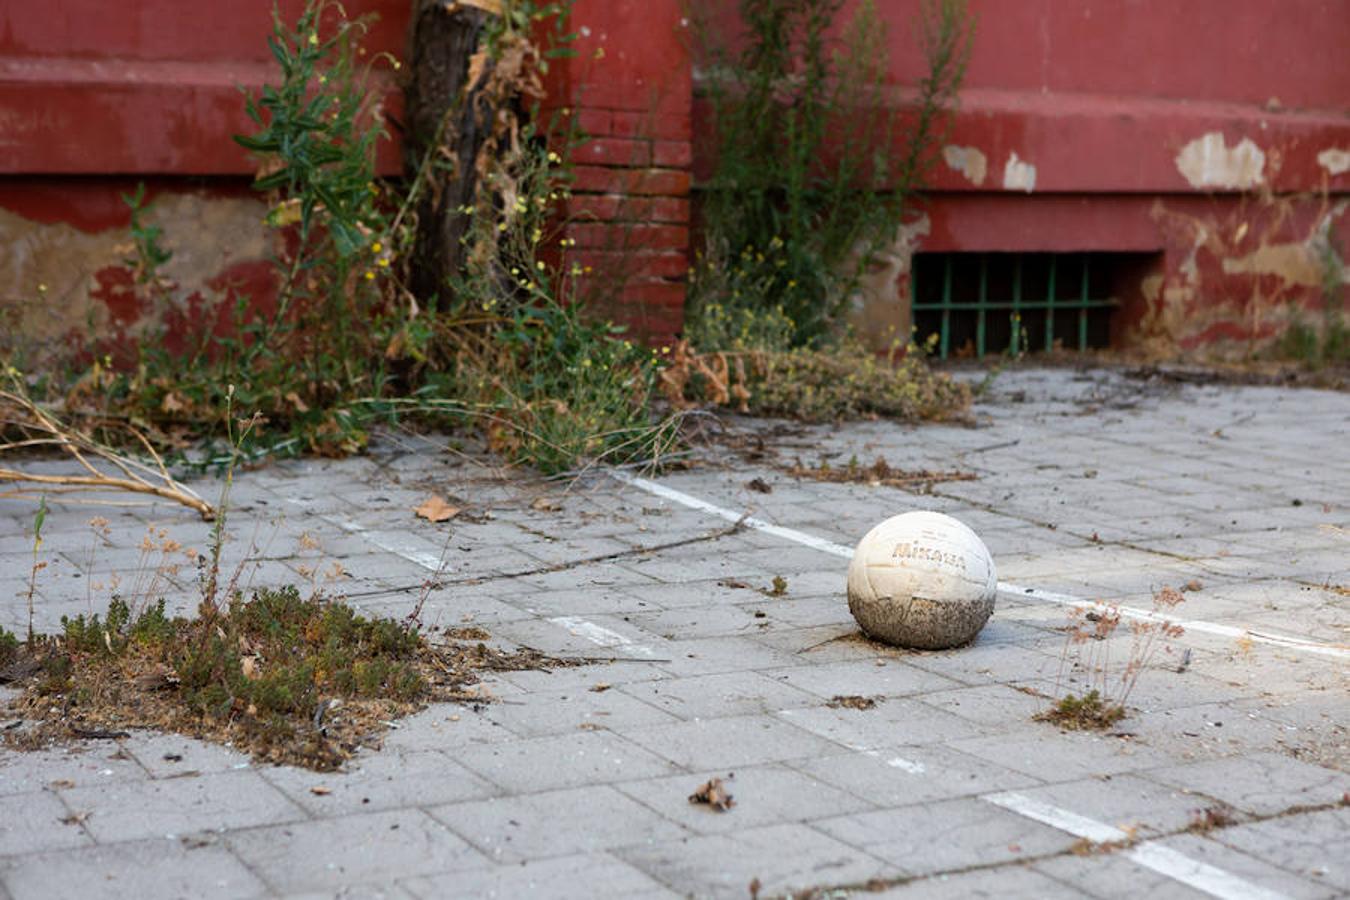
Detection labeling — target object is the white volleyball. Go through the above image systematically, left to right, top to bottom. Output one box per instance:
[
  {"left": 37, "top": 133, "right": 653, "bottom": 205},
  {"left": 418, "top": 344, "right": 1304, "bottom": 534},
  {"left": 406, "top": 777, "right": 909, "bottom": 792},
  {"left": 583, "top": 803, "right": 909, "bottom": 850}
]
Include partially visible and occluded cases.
[{"left": 846, "top": 511, "right": 997, "bottom": 649}]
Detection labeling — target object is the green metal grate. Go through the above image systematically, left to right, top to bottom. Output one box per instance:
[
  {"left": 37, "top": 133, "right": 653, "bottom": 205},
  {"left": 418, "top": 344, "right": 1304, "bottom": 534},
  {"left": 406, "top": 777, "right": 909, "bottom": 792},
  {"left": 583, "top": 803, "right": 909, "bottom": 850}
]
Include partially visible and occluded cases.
[{"left": 912, "top": 252, "right": 1123, "bottom": 359}]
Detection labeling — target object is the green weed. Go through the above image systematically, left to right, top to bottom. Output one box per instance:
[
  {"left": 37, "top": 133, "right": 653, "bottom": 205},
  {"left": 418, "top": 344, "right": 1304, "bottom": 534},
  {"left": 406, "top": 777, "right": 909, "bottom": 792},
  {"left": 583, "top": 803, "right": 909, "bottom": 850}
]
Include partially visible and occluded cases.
[
  {"left": 692, "top": 0, "right": 973, "bottom": 346},
  {"left": 1034, "top": 689, "right": 1125, "bottom": 731}
]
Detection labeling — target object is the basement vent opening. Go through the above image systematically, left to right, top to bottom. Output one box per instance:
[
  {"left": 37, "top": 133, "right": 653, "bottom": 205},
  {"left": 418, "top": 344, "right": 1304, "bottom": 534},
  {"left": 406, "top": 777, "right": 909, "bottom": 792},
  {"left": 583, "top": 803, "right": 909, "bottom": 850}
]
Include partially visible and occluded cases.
[{"left": 911, "top": 252, "right": 1145, "bottom": 359}]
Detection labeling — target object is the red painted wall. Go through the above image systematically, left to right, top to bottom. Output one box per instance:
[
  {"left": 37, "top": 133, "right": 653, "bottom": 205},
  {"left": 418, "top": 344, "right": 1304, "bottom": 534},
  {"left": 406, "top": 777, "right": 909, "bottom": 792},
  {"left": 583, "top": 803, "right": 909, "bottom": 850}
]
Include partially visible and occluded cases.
[
  {"left": 2, "top": 0, "right": 1348, "bottom": 355},
  {"left": 691, "top": 0, "right": 1350, "bottom": 352}
]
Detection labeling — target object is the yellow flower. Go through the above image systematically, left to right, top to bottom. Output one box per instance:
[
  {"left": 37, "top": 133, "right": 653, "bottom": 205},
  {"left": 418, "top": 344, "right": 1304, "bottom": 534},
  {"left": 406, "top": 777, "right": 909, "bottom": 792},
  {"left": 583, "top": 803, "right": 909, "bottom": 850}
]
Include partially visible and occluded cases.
[
  {"left": 307, "top": 33, "right": 318, "bottom": 46},
  {"left": 371, "top": 241, "right": 383, "bottom": 253},
  {"left": 536, "top": 260, "right": 546, "bottom": 271},
  {"left": 364, "top": 271, "right": 375, "bottom": 280}
]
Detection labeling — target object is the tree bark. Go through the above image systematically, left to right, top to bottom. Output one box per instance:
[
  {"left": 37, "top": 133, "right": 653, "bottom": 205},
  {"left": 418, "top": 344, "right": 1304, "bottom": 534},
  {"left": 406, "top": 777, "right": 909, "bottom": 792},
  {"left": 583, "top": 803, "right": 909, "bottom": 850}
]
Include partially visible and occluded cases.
[{"left": 405, "top": 0, "right": 498, "bottom": 306}]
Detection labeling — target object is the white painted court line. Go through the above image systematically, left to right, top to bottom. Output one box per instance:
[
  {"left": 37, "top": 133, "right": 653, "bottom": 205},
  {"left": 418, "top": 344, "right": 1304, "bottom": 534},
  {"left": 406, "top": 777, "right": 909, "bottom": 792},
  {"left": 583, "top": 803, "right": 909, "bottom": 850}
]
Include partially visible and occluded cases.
[
  {"left": 611, "top": 472, "right": 1350, "bottom": 662},
  {"left": 280, "top": 496, "right": 447, "bottom": 573},
  {"left": 998, "top": 583, "right": 1350, "bottom": 661},
  {"left": 549, "top": 615, "right": 656, "bottom": 657},
  {"left": 780, "top": 705, "right": 1284, "bottom": 899},
  {"left": 776, "top": 708, "right": 927, "bottom": 773},
  {"left": 985, "top": 793, "right": 1290, "bottom": 900}
]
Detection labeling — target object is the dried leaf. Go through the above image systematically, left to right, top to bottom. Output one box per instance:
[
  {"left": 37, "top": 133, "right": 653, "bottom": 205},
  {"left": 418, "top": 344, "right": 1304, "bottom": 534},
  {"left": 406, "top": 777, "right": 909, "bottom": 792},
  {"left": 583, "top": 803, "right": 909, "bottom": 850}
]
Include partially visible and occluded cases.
[
  {"left": 284, "top": 391, "right": 310, "bottom": 414},
  {"left": 415, "top": 495, "right": 461, "bottom": 523},
  {"left": 531, "top": 496, "right": 560, "bottom": 512},
  {"left": 240, "top": 656, "right": 261, "bottom": 681},
  {"left": 589, "top": 682, "right": 611, "bottom": 693},
  {"left": 827, "top": 695, "right": 876, "bottom": 710},
  {"left": 688, "top": 776, "right": 735, "bottom": 811},
  {"left": 309, "top": 785, "right": 332, "bottom": 796}
]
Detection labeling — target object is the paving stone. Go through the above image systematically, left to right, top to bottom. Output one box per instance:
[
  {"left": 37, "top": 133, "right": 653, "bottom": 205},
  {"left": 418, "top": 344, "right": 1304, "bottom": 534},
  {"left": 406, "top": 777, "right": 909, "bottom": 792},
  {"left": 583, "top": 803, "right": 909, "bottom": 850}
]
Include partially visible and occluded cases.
[
  {"left": 504, "top": 586, "right": 655, "bottom": 618},
  {"left": 653, "top": 635, "right": 804, "bottom": 677},
  {"left": 896, "top": 640, "right": 1062, "bottom": 696},
  {"left": 765, "top": 658, "right": 967, "bottom": 700},
  {"left": 618, "top": 671, "right": 820, "bottom": 721},
  {"left": 917, "top": 683, "right": 1051, "bottom": 727},
  {"left": 477, "top": 684, "right": 679, "bottom": 737},
  {"left": 774, "top": 698, "right": 982, "bottom": 749},
  {"left": 375, "top": 705, "right": 520, "bottom": 753},
  {"left": 621, "top": 713, "right": 843, "bottom": 770},
  {"left": 951, "top": 726, "right": 1176, "bottom": 781},
  {"left": 119, "top": 731, "right": 254, "bottom": 778},
  {"left": 454, "top": 731, "right": 679, "bottom": 794},
  {"left": 790, "top": 744, "right": 1041, "bottom": 807},
  {"left": 0, "top": 746, "right": 147, "bottom": 797},
  {"left": 262, "top": 749, "right": 499, "bottom": 816},
  {"left": 1141, "top": 752, "right": 1350, "bottom": 817},
  {"left": 614, "top": 764, "right": 873, "bottom": 836},
  {"left": 57, "top": 768, "right": 305, "bottom": 842},
  {"left": 999, "top": 773, "right": 1215, "bottom": 837},
  {"left": 428, "top": 784, "right": 689, "bottom": 862},
  {"left": 0, "top": 790, "right": 93, "bottom": 856},
  {"left": 814, "top": 796, "right": 1075, "bottom": 877},
  {"left": 1209, "top": 807, "right": 1350, "bottom": 893},
  {"left": 227, "top": 809, "right": 485, "bottom": 894},
  {"left": 617, "top": 822, "right": 893, "bottom": 897},
  {"left": 1136, "top": 831, "right": 1346, "bottom": 899},
  {"left": 0, "top": 837, "right": 266, "bottom": 900},
  {"left": 402, "top": 852, "right": 678, "bottom": 899},
  {"left": 1031, "top": 852, "right": 1215, "bottom": 900}
]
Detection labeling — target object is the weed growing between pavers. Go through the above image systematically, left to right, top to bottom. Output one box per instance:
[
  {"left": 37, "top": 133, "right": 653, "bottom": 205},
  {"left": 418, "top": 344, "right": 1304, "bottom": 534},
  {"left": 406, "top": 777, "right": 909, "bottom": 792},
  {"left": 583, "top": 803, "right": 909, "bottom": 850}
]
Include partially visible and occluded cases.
[
  {"left": 1036, "top": 586, "right": 1188, "bottom": 732},
  {"left": 1, "top": 588, "right": 571, "bottom": 770},
  {"left": 1033, "top": 689, "right": 1126, "bottom": 731}
]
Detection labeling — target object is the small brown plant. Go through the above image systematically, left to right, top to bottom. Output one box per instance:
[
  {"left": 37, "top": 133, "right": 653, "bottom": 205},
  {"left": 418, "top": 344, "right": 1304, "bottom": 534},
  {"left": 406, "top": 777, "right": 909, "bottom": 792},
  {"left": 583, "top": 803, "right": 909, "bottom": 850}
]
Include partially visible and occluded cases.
[
  {"left": 789, "top": 455, "right": 976, "bottom": 492},
  {"left": 1037, "top": 586, "right": 1188, "bottom": 730}
]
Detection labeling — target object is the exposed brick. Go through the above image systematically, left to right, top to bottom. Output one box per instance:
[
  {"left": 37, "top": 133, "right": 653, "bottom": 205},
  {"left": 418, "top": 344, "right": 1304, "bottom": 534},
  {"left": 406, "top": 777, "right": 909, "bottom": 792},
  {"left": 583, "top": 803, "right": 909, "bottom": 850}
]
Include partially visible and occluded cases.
[
  {"left": 571, "top": 82, "right": 690, "bottom": 115},
  {"left": 573, "top": 108, "right": 613, "bottom": 138},
  {"left": 611, "top": 110, "right": 691, "bottom": 142},
  {"left": 574, "top": 138, "right": 652, "bottom": 167},
  {"left": 652, "top": 140, "right": 693, "bottom": 168},
  {"left": 571, "top": 166, "right": 690, "bottom": 196},
  {"left": 563, "top": 194, "right": 689, "bottom": 224},
  {"left": 568, "top": 223, "right": 688, "bottom": 250},
  {"left": 565, "top": 249, "right": 690, "bottom": 281}
]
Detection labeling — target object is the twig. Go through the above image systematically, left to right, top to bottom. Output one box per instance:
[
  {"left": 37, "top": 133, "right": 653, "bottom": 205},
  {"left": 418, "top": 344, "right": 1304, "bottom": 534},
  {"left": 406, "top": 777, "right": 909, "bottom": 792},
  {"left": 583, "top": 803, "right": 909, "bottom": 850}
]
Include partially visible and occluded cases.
[{"left": 1, "top": 382, "right": 215, "bottom": 520}]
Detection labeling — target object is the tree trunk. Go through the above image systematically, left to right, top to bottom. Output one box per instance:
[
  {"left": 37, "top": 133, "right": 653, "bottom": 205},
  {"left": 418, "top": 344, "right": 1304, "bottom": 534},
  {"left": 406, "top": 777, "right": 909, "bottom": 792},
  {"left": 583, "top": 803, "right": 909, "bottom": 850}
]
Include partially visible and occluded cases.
[{"left": 405, "top": 0, "right": 498, "bottom": 306}]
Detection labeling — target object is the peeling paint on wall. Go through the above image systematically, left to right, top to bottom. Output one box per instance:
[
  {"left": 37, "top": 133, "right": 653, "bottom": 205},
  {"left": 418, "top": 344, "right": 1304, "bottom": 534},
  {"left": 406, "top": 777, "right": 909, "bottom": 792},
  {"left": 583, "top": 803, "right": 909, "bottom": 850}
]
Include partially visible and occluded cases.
[
  {"left": 1175, "top": 133, "right": 1265, "bottom": 190},
  {"left": 942, "top": 145, "right": 987, "bottom": 186},
  {"left": 1317, "top": 148, "right": 1350, "bottom": 177},
  {"left": 1002, "top": 152, "right": 1036, "bottom": 193},
  {"left": 0, "top": 192, "right": 270, "bottom": 366},
  {"left": 1141, "top": 195, "right": 1349, "bottom": 355},
  {"left": 847, "top": 213, "right": 931, "bottom": 349},
  {"left": 1220, "top": 242, "right": 1323, "bottom": 287}
]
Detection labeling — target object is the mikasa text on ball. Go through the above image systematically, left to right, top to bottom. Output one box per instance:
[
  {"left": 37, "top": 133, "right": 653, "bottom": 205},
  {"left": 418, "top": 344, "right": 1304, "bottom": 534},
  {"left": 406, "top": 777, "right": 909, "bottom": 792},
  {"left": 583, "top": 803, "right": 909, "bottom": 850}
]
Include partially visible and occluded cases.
[{"left": 847, "top": 511, "right": 997, "bottom": 649}]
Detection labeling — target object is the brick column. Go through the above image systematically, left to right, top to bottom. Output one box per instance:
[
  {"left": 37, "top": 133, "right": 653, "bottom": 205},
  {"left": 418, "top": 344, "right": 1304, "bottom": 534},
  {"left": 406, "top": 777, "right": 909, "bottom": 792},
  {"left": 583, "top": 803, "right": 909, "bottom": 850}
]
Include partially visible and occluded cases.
[{"left": 545, "top": 0, "right": 692, "bottom": 346}]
